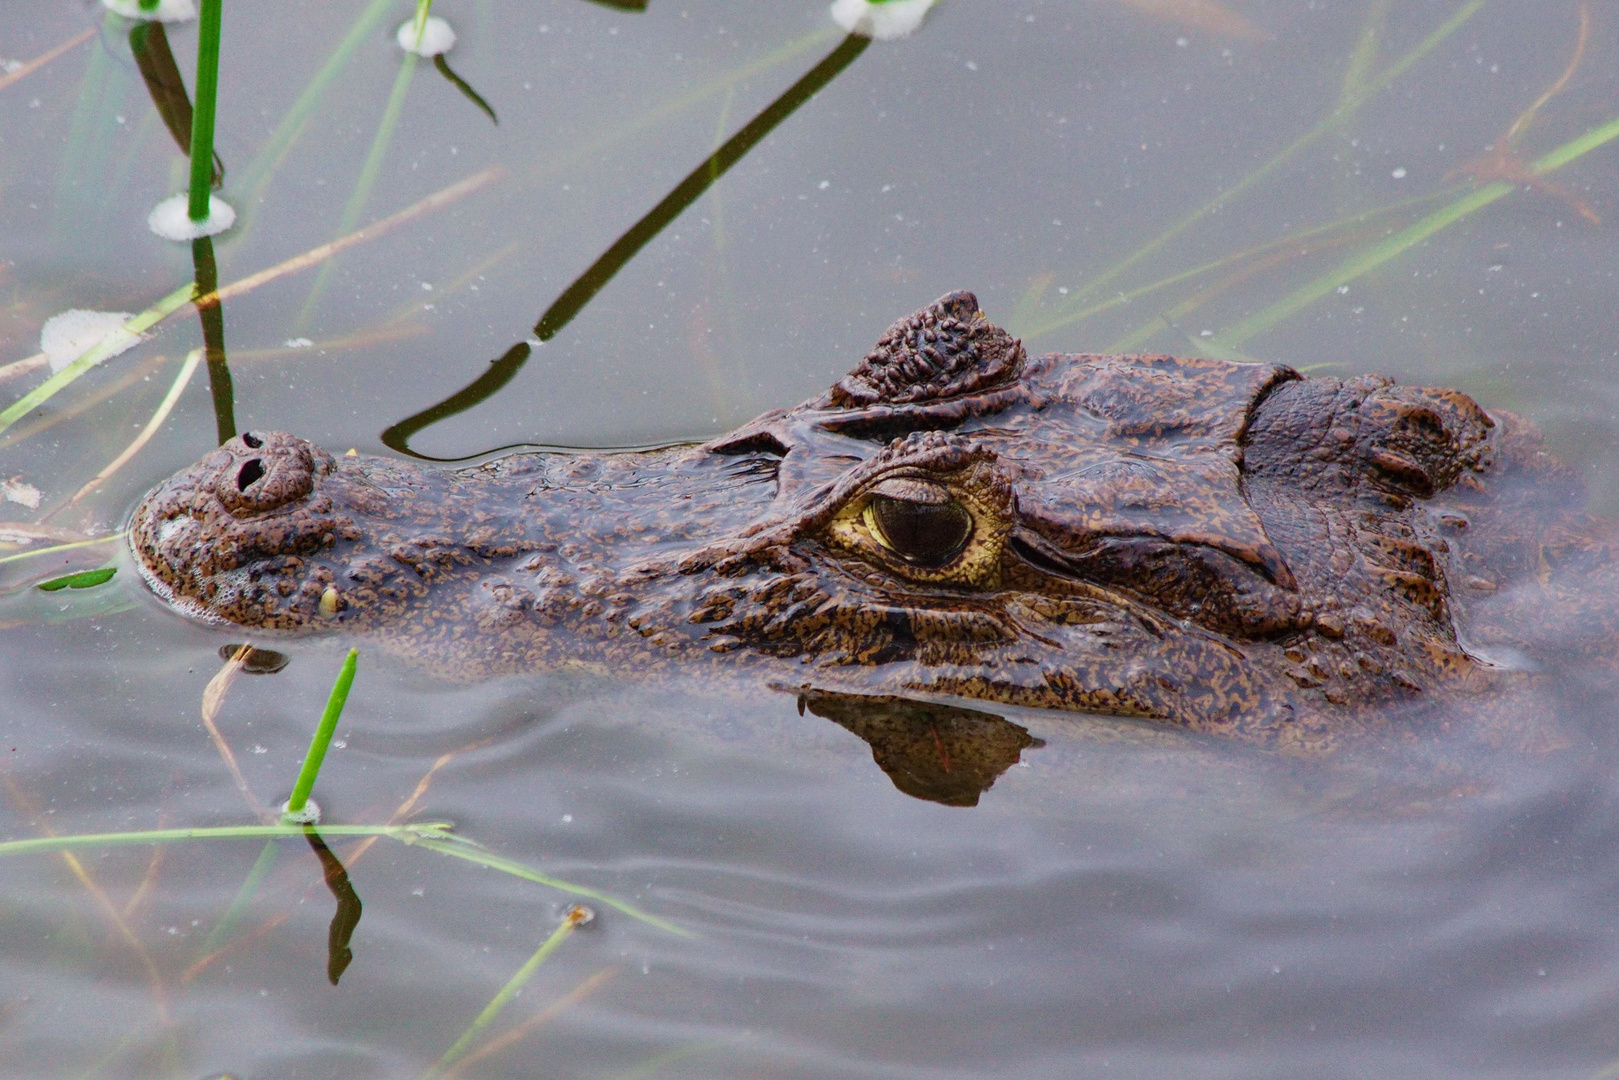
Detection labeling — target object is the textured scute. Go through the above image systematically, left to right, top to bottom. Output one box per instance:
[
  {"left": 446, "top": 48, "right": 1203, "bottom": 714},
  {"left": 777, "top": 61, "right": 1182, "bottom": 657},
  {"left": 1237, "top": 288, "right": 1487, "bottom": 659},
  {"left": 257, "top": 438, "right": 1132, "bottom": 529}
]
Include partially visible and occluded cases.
[
  {"left": 822, "top": 290, "right": 1025, "bottom": 409},
  {"left": 130, "top": 292, "right": 1614, "bottom": 750}
]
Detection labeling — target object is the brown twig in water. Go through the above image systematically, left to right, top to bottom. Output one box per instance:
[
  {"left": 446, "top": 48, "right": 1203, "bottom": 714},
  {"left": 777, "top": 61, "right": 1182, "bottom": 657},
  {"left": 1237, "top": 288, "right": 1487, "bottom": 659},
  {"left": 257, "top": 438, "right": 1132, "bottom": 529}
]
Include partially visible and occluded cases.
[
  {"left": 1456, "top": 3, "right": 1599, "bottom": 223},
  {"left": 0, "top": 26, "right": 95, "bottom": 94},
  {"left": 47, "top": 350, "right": 200, "bottom": 517},
  {"left": 0, "top": 354, "right": 48, "bottom": 385},
  {"left": 200, "top": 644, "right": 273, "bottom": 824},
  {"left": 341, "top": 733, "right": 498, "bottom": 867},
  {"left": 1, "top": 775, "right": 172, "bottom": 1024},
  {"left": 121, "top": 818, "right": 169, "bottom": 920}
]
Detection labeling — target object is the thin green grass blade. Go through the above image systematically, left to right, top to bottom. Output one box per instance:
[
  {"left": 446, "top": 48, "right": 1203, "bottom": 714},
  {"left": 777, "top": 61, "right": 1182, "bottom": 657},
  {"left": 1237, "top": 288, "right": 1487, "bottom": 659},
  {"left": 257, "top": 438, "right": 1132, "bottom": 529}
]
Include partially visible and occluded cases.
[
  {"left": 411, "top": 0, "right": 435, "bottom": 44},
  {"left": 52, "top": 13, "right": 129, "bottom": 241},
  {"left": 513, "top": 24, "right": 838, "bottom": 191},
  {"left": 1214, "top": 113, "right": 1619, "bottom": 349},
  {"left": 1019, "top": 186, "right": 1456, "bottom": 345},
  {"left": 0, "top": 281, "right": 195, "bottom": 440},
  {"left": 0, "top": 533, "right": 126, "bottom": 570},
  {"left": 284, "top": 648, "right": 358, "bottom": 818},
  {"left": 0, "top": 821, "right": 682, "bottom": 936},
  {"left": 0, "top": 822, "right": 457, "bottom": 858},
  {"left": 404, "top": 836, "right": 691, "bottom": 937},
  {"left": 427, "top": 907, "right": 593, "bottom": 1078}
]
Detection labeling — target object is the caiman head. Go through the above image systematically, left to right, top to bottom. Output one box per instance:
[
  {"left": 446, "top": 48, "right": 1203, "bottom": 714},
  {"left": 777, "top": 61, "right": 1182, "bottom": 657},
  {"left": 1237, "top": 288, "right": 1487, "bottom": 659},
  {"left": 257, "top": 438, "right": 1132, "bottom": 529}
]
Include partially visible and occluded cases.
[{"left": 131, "top": 292, "right": 1505, "bottom": 749}]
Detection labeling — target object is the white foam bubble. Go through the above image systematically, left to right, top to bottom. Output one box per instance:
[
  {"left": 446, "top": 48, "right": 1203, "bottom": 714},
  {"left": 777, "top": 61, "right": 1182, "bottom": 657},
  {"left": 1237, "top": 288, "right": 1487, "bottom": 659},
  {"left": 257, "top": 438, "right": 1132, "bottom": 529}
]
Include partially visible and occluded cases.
[
  {"left": 102, "top": 0, "right": 198, "bottom": 23},
  {"left": 830, "top": 0, "right": 939, "bottom": 40},
  {"left": 397, "top": 16, "right": 456, "bottom": 57},
  {"left": 148, "top": 193, "right": 236, "bottom": 240},
  {"left": 40, "top": 310, "right": 140, "bottom": 373},
  {"left": 280, "top": 798, "right": 322, "bottom": 825}
]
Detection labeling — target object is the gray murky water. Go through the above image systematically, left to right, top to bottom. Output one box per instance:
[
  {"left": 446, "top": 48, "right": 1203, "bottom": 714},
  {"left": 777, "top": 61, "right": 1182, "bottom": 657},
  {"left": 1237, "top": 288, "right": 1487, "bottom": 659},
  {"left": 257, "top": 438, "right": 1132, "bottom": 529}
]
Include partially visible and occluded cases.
[{"left": 4, "top": 1, "right": 1619, "bottom": 1076}]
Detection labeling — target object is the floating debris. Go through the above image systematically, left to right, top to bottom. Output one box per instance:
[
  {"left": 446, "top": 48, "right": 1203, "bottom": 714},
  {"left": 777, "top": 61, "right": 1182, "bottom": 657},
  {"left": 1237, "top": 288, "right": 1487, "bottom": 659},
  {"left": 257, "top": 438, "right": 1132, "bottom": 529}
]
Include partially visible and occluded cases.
[
  {"left": 102, "top": 0, "right": 198, "bottom": 22},
  {"left": 830, "top": 0, "right": 939, "bottom": 40},
  {"left": 396, "top": 16, "right": 456, "bottom": 57},
  {"left": 148, "top": 192, "right": 235, "bottom": 240},
  {"left": 40, "top": 310, "right": 139, "bottom": 373},
  {"left": 2, "top": 478, "right": 41, "bottom": 510},
  {"left": 37, "top": 566, "right": 117, "bottom": 592},
  {"left": 217, "top": 644, "right": 291, "bottom": 674},
  {"left": 280, "top": 797, "right": 322, "bottom": 825}
]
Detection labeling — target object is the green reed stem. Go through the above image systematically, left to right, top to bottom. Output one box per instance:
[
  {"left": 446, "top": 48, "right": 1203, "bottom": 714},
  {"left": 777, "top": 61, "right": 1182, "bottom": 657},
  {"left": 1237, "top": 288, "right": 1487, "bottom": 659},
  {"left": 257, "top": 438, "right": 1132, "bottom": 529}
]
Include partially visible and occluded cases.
[
  {"left": 187, "top": 0, "right": 223, "bottom": 221},
  {"left": 1213, "top": 112, "right": 1619, "bottom": 349},
  {"left": 284, "top": 648, "right": 357, "bottom": 818},
  {"left": 426, "top": 906, "right": 594, "bottom": 1078}
]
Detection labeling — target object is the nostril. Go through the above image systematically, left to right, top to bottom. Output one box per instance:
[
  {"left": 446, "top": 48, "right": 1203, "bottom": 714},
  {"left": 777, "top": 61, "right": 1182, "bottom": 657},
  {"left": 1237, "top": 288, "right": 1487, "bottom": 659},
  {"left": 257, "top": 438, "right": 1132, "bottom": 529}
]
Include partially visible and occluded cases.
[
  {"left": 241, "top": 432, "right": 263, "bottom": 449},
  {"left": 237, "top": 459, "right": 266, "bottom": 491}
]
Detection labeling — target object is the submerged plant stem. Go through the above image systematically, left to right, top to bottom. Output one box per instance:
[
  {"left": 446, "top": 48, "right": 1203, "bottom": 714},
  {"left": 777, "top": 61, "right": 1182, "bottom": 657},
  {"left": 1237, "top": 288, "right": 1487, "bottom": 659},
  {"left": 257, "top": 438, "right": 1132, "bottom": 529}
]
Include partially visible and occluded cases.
[
  {"left": 234, "top": 0, "right": 400, "bottom": 209},
  {"left": 1044, "top": 0, "right": 1486, "bottom": 323},
  {"left": 0, "top": 26, "right": 95, "bottom": 95},
  {"left": 296, "top": 53, "right": 421, "bottom": 327},
  {"left": 1214, "top": 112, "right": 1619, "bottom": 348},
  {"left": 0, "top": 168, "right": 498, "bottom": 446},
  {"left": 60, "top": 349, "right": 201, "bottom": 509},
  {"left": 199, "top": 839, "right": 281, "bottom": 956},
  {"left": 426, "top": 906, "right": 596, "bottom": 1079},
  {"left": 435, "top": 968, "right": 618, "bottom": 1080}
]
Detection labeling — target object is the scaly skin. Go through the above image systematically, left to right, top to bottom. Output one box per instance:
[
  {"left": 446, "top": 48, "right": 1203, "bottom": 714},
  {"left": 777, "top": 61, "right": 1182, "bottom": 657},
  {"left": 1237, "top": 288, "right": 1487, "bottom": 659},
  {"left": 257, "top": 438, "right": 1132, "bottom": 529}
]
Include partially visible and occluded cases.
[{"left": 130, "top": 292, "right": 1613, "bottom": 752}]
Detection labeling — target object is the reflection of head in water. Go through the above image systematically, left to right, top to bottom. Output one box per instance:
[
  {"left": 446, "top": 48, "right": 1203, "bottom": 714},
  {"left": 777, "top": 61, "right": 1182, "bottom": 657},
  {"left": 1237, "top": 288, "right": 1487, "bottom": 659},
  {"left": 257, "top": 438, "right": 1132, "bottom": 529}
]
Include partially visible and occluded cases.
[{"left": 802, "top": 691, "right": 1044, "bottom": 807}]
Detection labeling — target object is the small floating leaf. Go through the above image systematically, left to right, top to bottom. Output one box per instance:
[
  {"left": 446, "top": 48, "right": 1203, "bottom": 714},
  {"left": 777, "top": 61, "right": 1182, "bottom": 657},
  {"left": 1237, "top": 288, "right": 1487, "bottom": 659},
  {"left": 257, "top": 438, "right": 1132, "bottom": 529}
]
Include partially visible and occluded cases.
[{"left": 37, "top": 566, "right": 117, "bottom": 592}]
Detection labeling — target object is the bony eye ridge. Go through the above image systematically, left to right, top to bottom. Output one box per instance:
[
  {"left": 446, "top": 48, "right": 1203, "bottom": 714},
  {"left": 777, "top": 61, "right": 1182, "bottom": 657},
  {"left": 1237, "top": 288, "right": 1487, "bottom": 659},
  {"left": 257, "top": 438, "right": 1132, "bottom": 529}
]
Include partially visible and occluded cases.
[{"left": 863, "top": 491, "right": 972, "bottom": 567}]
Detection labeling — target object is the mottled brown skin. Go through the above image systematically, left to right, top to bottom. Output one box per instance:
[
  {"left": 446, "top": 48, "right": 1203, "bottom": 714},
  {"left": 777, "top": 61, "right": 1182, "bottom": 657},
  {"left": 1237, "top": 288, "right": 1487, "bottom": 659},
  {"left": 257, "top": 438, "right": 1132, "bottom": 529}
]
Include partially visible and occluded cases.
[{"left": 130, "top": 292, "right": 1615, "bottom": 752}]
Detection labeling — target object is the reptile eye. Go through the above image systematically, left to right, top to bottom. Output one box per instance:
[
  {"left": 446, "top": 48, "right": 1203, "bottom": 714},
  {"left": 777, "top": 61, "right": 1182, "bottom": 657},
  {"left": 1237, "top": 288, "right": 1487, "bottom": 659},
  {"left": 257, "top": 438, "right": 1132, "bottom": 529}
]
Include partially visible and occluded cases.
[{"left": 864, "top": 495, "right": 971, "bottom": 567}]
